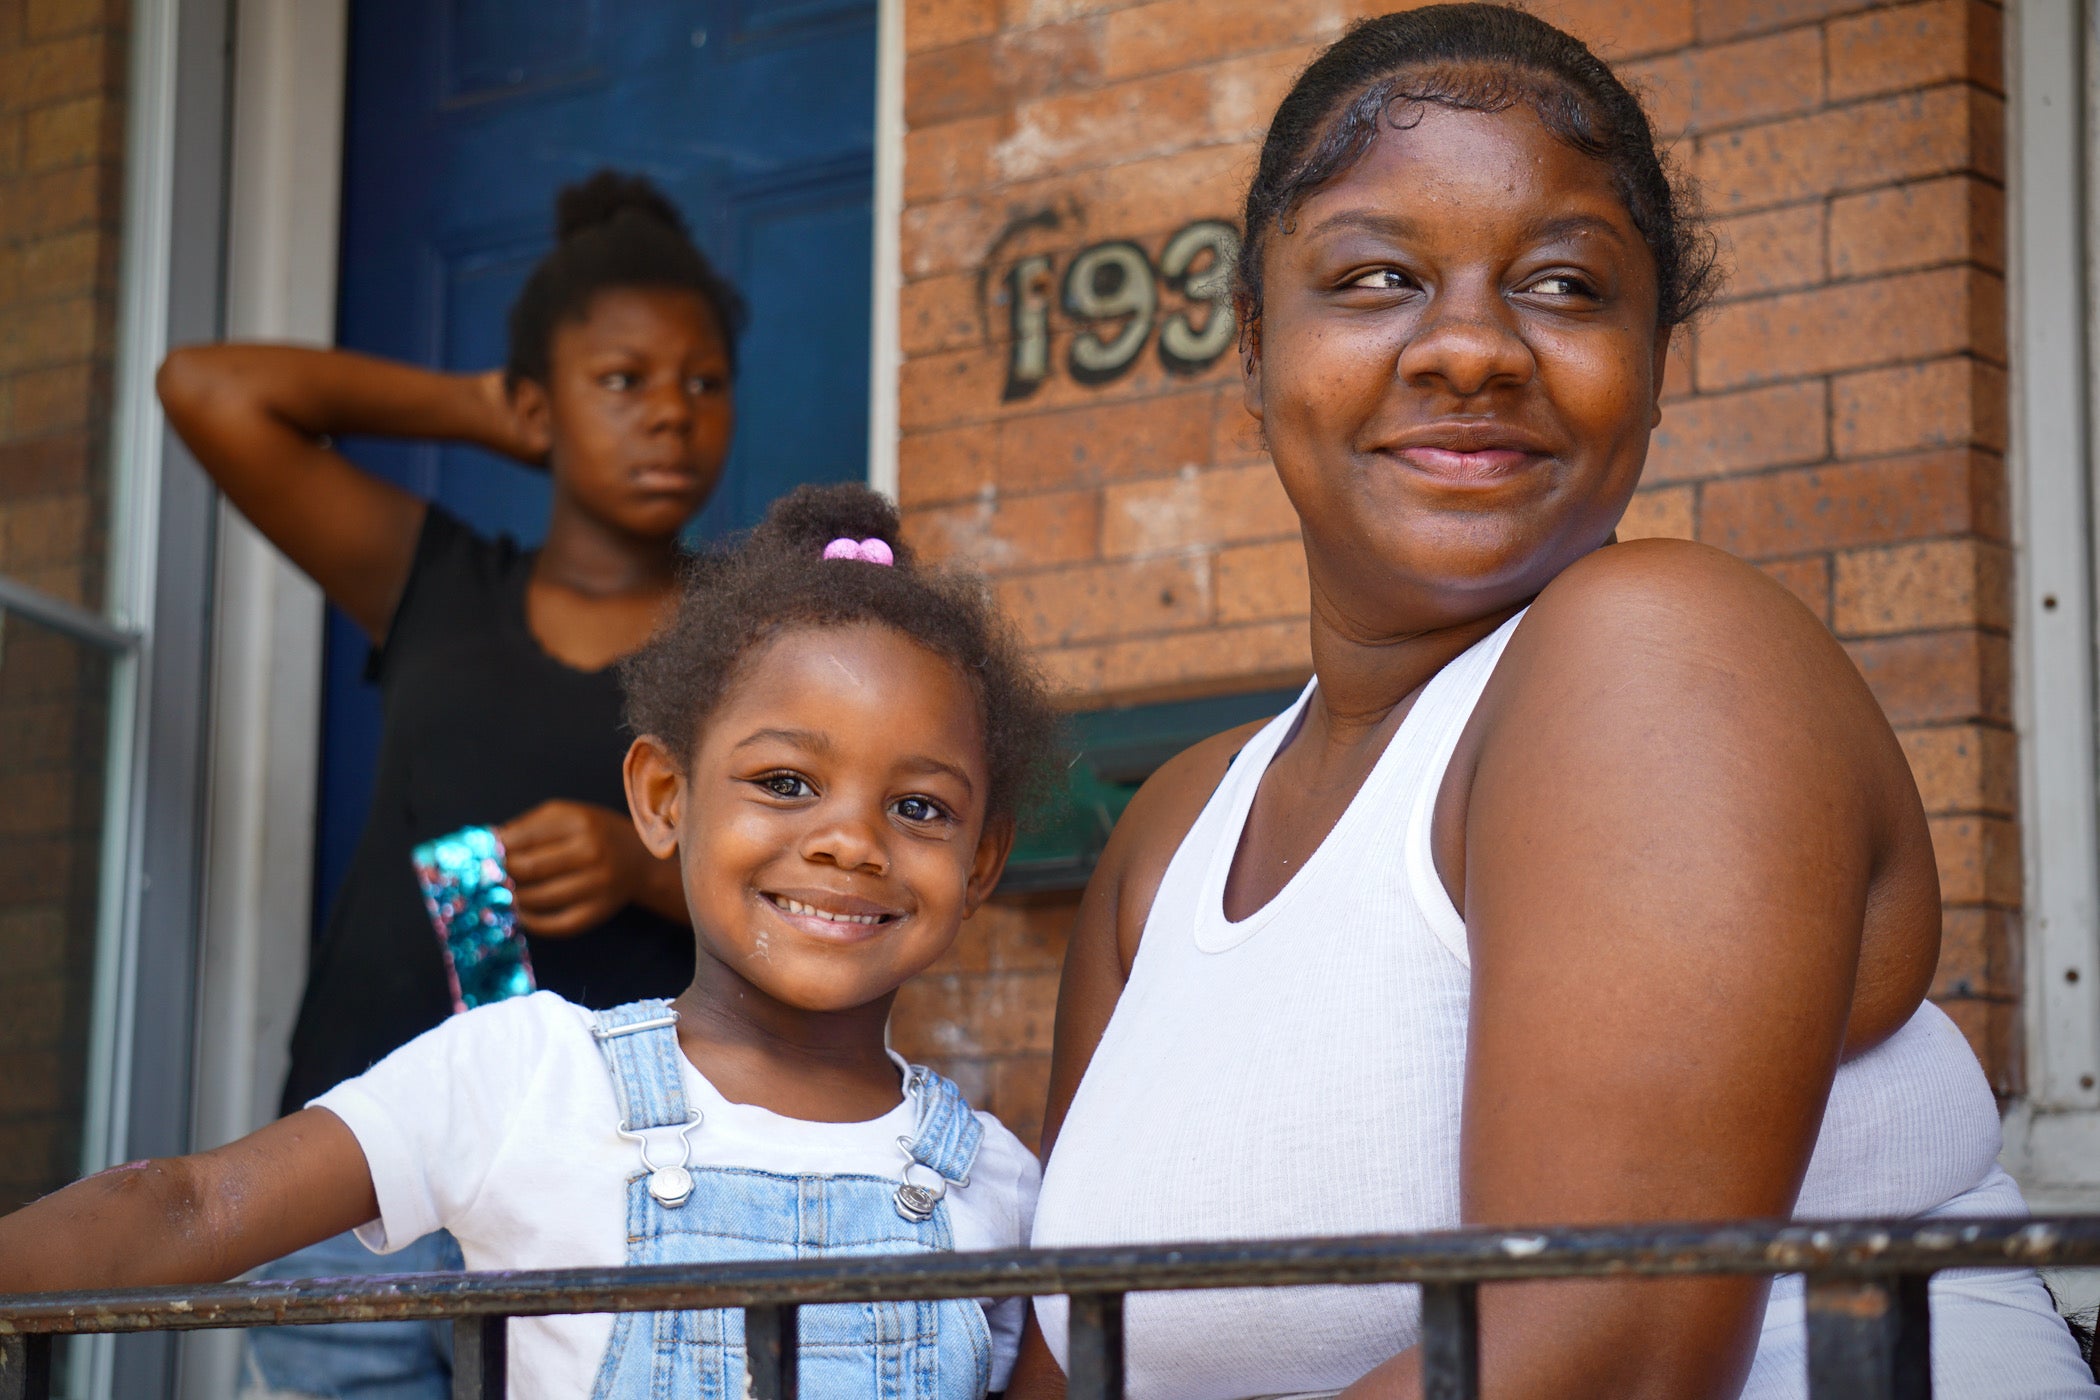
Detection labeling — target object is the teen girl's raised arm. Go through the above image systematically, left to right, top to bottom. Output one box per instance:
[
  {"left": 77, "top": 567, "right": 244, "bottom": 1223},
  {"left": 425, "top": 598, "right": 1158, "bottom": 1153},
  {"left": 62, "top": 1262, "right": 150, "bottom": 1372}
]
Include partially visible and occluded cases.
[
  {"left": 155, "top": 346, "right": 547, "bottom": 640},
  {"left": 0, "top": 1109, "right": 378, "bottom": 1293}
]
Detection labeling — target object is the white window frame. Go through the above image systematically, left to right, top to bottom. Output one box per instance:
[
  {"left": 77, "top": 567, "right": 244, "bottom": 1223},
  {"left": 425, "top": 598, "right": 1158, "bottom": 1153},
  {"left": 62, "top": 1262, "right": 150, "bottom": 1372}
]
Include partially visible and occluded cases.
[{"left": 2004, "top": 0, "right": 2100, "bottom": 1206}]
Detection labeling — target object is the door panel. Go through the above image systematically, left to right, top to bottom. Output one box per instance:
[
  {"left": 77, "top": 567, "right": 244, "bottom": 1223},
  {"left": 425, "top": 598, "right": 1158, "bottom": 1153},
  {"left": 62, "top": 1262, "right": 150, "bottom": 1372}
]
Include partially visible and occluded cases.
[{"left": 316, "top": 0, "right": 875, "bottom": 929}]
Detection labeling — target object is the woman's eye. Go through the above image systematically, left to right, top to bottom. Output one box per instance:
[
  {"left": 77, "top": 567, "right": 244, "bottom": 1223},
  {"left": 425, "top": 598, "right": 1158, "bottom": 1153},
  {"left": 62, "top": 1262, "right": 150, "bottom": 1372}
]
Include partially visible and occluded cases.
[
  {"left": 1348, "top": 268, "right": 1414, "bottom": 292},
  {"left": 1527, "top": 273, "right": 1597, "bottom": 298},
  {"left": 758, "top": 773, "right": 812, "bottom": 799},
  {"left": 893, "top": 795, "right": 949, "bottom": 824}
]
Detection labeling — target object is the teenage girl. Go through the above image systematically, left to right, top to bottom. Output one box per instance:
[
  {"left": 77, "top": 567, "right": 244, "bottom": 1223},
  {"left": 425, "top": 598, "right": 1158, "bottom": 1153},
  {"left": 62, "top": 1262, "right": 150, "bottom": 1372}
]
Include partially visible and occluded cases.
[
  {"left": 156, "top": 172, "right": 739, "bottom": 1388},
  {"left": 0, "top": 485, "right": 1057, "bottom": 1400}
]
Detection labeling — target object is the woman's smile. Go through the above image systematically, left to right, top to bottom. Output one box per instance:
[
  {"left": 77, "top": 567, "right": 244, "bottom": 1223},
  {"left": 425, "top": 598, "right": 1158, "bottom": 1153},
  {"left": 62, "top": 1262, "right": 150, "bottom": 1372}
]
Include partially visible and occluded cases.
[{"left": 1375, "top": 420, "right": 1557, "bottom": 488}]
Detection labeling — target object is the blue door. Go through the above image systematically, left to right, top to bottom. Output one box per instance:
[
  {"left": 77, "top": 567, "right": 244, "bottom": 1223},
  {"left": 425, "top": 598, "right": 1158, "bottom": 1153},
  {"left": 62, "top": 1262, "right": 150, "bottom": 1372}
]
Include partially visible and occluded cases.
[{"left": 316, "top": 0, "right": 877, "bottom": 924}]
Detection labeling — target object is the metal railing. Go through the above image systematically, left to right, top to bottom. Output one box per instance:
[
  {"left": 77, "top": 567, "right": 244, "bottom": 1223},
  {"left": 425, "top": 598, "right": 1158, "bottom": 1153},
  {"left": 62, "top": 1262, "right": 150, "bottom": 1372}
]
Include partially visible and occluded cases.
[{"left": 4, "top": 1217, "right": 2099, "bottom": 1400}]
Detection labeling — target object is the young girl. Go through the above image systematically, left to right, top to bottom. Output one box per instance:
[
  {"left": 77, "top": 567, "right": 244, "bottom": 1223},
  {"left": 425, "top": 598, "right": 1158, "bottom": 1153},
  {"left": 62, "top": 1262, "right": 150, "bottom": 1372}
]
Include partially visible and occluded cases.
[
  {"left": 157, "top": 171, "right": 742, "bottom": 1389},
  {"left": 0, "top": 485, "right": 1059, "bottom": 1400}
]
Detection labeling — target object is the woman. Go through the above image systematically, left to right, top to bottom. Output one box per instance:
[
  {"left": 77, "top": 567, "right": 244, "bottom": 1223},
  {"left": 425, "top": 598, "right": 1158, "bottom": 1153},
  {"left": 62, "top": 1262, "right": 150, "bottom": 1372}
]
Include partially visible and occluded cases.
[
  {"left": 1016, "top": 9, "right": 2096, "bottom": 1398},
  {"left": 157, "top": 171, "right": 741, "bottom": 1399}
]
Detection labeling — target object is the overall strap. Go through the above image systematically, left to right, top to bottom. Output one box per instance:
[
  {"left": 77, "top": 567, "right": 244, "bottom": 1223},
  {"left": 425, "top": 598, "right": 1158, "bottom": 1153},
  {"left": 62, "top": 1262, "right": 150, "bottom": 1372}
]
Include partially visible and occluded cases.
[
  {"left": 590, "top": 999, "right": 701, "bottom": 1208},
  {"left": 902, "top": 1064, "right": 982, "bottom": 1184}
]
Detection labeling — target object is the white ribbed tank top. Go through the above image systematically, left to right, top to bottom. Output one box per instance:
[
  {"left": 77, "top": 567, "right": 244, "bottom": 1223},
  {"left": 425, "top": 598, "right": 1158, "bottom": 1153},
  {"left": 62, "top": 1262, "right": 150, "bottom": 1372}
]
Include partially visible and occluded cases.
[{"left": 1032, "top": 611, "right": 2096, "bottom": 1400}]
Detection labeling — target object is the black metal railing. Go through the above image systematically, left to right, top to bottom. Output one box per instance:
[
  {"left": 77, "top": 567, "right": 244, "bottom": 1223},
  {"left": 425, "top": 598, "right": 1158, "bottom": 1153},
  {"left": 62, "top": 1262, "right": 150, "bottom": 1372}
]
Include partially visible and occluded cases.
[{"left": 4, "top": 1216, "right": 2098, "bottom": 1400}]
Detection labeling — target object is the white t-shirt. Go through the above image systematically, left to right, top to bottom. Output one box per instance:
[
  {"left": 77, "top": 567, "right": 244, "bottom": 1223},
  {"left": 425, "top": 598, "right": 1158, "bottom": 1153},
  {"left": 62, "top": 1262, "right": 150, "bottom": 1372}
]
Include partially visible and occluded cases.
[{"left": 314, "top": 991, "right": 1040, "bottom": 1400}]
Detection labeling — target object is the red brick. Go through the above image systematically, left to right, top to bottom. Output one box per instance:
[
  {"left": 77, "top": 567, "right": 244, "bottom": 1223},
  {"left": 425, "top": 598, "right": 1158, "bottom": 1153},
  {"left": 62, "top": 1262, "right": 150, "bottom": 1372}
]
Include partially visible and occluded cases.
[
  {"left": 24, "top": 0, "right": 112, "bottom": 40},
  {"left": 907, "top": 0, "right": 1000, "bottom": 54},
  {"left": 1000, "top": 0, "right": 1149, "bottom": 25},
  {"left": 1100, "top": 0, "right": 1330, "bottom": 83},
  {"left": 1533, "top": 0, "right": 1696, "bottom": 57},
  {"left": 1695, "top": 0, "right": 1873, "bottom": 43},
  {"left": 1827, "top": 0, "right": 2001, "bottom": 104},
  {"left": 910, "top": 20, "right": 1104, "bottom": 127},
  {"left": 1622, "top": 27, "right": 1822, "bottom": 139},
  {"left": 0, "top": 32, "right": 114, "bottom": 112},
  {"left": 1208, "top": 44, "right": 1323, "bottom": 143},
  {"left": 992, "top": 69, "right": 1213, "bottom": 184},
  {"left": 1695, "top": 86, "right": 1999, "bottom": 214},
  {"left": 20, "top": 94, "right": 111, "bottom": 171},
  {"left": 0, "top": 112, "right": 20, "bottom": 180},
  {"left": 904, "top": 118, "right": 1000, "bottom": 207},
  {"left": 901, "top": 142, "right": 1251, "bottom": 278},
  {"left": 0, "top": 163, "right": 100, "bottom": 241},
  {"left": 1829, "top": 177, "right": 2003, "bottom": 280},
  {"left": 1711, "top": 203, "right": 1823, "bottom": 296},
  {"left": 6, "top": 230, "right": 100, "bottom": 304},
  {"left": 1696, "top": 267, "right": 2002, "bottom": 389},
  {"left": 900, "top": 268, "right": 992, "bottom": 356},
  {"left": 898, "top": 343, "right": 1006, "bottom": 431},
  {"left": 1831, "top": 358, "right": 2007, "bottom": 457},
  {"left": 6, "top": 360, "right": 99, "bottom": 439},
  {"left": 1647, "top": 380, "right": 1826, "bottom": 480},
  {"left": 998, "top": 393, "right": 1213, "bottom": 493},
  {"left": 899, "top": 423, "right": 999, "bottom": 507},
  {"left": 0, "top": 432, "right": 88, "bottom": 497},
  {"left": 1699, "top": 451, "right": 1982, "bottom": 557},
  {"left": 1102, "top": 463, "right": 1295, "bottom": 556},
  {"left": 1617, "top": 483, "right": 1695, "bottom": 540},
  {"left": 903, "top": 487, "right": 1101, "bottom": 570},
  {"left": 0, "top": 489, "right": 87, "bottom": 567},
  {"left": 1216, "top": 538, "right": 1305, "bottom": 624},
  {"left": 1832, "top": 539, "right": 2010, "bottom": 636},
  {"left": 996, "top": 553, "right": 1211, "bottom": 646},
  {"left": 1757, "top": 554, "right": 1831, "bottom": 620},
  {"left": 1042, "top": 616, "right": 1311, "bottom": 702},
  {"left": 1845, "top": 629, "right": 2009, "bottom": 726},
  {"left": 1900, "top": 723, "right": 2017, "bottom": 816},
  {"left": 1929, "top": 814, "right": 2020, "bottom": 905},
  {"left": 984, "top": 899, "right": 1070, "bottom": 971},
  {"left": 1933, "top": 906, "right": 2018, "bottom": 1000},
  {"left": 0, "top": 908, "right": 66, "bottom": 980},
  {"left": 0, "top": 1051, "right": 63, "bottom": 1114},
  {"left": 990, "top": 1053, "right": 1053, "bottom": 1150}
]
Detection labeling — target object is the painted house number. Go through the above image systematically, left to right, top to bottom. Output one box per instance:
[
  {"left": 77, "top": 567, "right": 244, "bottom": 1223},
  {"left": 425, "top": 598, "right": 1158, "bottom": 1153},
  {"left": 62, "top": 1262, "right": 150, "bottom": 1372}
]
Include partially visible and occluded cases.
[{"left": 1003, "top": 219, "right": 1241, "bottom": 401}]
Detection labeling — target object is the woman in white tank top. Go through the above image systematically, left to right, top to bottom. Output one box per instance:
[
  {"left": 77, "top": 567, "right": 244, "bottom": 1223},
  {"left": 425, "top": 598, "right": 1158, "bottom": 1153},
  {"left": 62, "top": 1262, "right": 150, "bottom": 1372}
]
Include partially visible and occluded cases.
[{"left": 1013, "top": 8, "right": 2098, "bottom": 1399}]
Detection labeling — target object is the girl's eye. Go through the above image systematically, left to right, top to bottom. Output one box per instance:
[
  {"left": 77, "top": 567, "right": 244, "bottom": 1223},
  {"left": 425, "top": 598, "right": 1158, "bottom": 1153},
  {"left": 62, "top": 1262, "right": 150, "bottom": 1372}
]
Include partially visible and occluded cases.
[
  {"left": 1349, "top": 268, "right": 1414, "bottom": 292},
  {"left": 599, "top": 371, "right": 640, "bottom": 391},
  {"left": 687, "top": 375, "right": 725, "bottom": 397},
  {"left": 758, "top": 773, "right": 812, "bottom": 799},
  {"left": 892, "top": 795, "right": 949, "bottom": 824}
]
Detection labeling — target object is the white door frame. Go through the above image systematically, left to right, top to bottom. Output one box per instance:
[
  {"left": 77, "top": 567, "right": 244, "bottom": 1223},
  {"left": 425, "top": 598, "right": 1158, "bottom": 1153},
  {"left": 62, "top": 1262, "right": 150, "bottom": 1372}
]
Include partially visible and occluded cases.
[{"left": 2002, "top": 0, "right": 2100, "bottom": 1208}]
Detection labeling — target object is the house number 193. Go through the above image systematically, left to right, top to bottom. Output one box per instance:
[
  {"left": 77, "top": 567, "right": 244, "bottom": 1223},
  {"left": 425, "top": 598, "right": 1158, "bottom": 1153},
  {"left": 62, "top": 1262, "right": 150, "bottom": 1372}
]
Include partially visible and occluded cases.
[{"left": 1003, "top": 219, "right": 1240, "bottom": 401}]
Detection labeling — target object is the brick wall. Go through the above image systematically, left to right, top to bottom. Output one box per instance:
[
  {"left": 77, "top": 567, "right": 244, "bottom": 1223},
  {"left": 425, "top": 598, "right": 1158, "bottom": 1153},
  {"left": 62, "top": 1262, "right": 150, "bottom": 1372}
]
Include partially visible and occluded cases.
[
  {"left": 0, "top": 0, "right": 128, "bottom": 1206},
  {"left": 887, "top": 0, "right": 2017, "bottom": 1141}
]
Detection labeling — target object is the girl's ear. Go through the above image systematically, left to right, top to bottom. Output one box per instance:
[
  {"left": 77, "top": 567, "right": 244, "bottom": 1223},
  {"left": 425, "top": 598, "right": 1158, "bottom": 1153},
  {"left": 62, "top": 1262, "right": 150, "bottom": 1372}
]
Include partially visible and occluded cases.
[
  {"left": 510, "top": 375, "right": 554, "bottom": 459},
  {"left": 623, "top": 734, "right": 685, "bottom": 860},
  {"left": 961, "top": 814, "right": 1016, "bottom": 916}
]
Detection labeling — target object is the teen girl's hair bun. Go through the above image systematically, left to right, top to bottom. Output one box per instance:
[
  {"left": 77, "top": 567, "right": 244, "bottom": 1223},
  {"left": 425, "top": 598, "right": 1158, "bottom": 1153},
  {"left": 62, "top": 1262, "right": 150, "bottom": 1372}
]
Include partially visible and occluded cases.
[
  {"left": 506, "top": 168, "right": 748, "bottom": 392},
  {"left": 554, "top": 170, "right": 690, "bottom": 243},
  {"left": 748, "top": 483, "right": 915, "bottom": 569}
]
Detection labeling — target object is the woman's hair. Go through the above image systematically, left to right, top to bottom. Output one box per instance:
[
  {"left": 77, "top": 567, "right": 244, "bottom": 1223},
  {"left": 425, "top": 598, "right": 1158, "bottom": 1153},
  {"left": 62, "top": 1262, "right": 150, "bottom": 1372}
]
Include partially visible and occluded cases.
[
  {"left": 1237, "top": 3, "right": 1720, "bottom": 330},
  {"left": 505, "top": 170, "right": 749, "bottom": 387},
  {"left": 621, "top": 484, "right": 1062, "bottom": 824}
]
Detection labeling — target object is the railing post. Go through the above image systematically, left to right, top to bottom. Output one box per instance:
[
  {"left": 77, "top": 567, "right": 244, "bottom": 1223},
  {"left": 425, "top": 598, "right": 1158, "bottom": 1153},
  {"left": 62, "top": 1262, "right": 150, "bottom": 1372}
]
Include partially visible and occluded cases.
[
  {"left": 1806, "top": 1274, "right": 1931, "bottom": 1400},
  {"left": 1420, "top": 1282, "right": 1481, "bottom": 1400},
  {"left": 1067, "top": 1292, "right": 1126, "bottom": 1400},
  {"left": 746, "top": 1303, "right": 800, "bottom": 1400},
  {"left": 453, "top": 1316, "right": 509, "bottom": 1400},
  {"left": 0, "top": 1337, "right": 51, "bottom": 1400}
]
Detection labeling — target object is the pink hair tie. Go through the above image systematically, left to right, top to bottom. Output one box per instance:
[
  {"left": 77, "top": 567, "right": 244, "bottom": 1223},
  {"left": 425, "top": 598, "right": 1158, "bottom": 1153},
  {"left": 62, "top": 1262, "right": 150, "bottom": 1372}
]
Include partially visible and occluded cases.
[{"left": 823, "top": 537, "right": 894, "bottom": 566}]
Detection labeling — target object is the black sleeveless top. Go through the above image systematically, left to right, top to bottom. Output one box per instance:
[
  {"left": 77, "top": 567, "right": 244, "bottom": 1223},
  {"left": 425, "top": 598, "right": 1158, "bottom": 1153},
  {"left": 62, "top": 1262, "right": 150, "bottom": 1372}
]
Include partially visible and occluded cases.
[{"left": 281, "top": 507, "right": 694, "bottom": 1113}]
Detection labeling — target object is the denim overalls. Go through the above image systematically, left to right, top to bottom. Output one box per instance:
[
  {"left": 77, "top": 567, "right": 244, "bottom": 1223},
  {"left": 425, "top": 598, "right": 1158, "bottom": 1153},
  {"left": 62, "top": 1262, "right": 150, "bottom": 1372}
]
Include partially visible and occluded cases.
[{"left": 586, "top": 1000, "right": 993, "bottom": 1400}]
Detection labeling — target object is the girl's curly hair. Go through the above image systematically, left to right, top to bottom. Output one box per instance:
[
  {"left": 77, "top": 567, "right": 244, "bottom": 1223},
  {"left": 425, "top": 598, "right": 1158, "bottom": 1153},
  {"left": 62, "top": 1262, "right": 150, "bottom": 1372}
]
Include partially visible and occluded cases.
[{"left": 620, "top": 484, "right": 1062, "bottom": 824}]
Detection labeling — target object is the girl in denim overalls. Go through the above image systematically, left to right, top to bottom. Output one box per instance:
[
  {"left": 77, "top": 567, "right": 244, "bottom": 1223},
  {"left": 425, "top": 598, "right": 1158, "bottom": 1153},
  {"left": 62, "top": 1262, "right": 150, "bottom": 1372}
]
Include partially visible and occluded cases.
[{"left": 0, "top": 484, "right": 1061, "bottom": 1400}]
